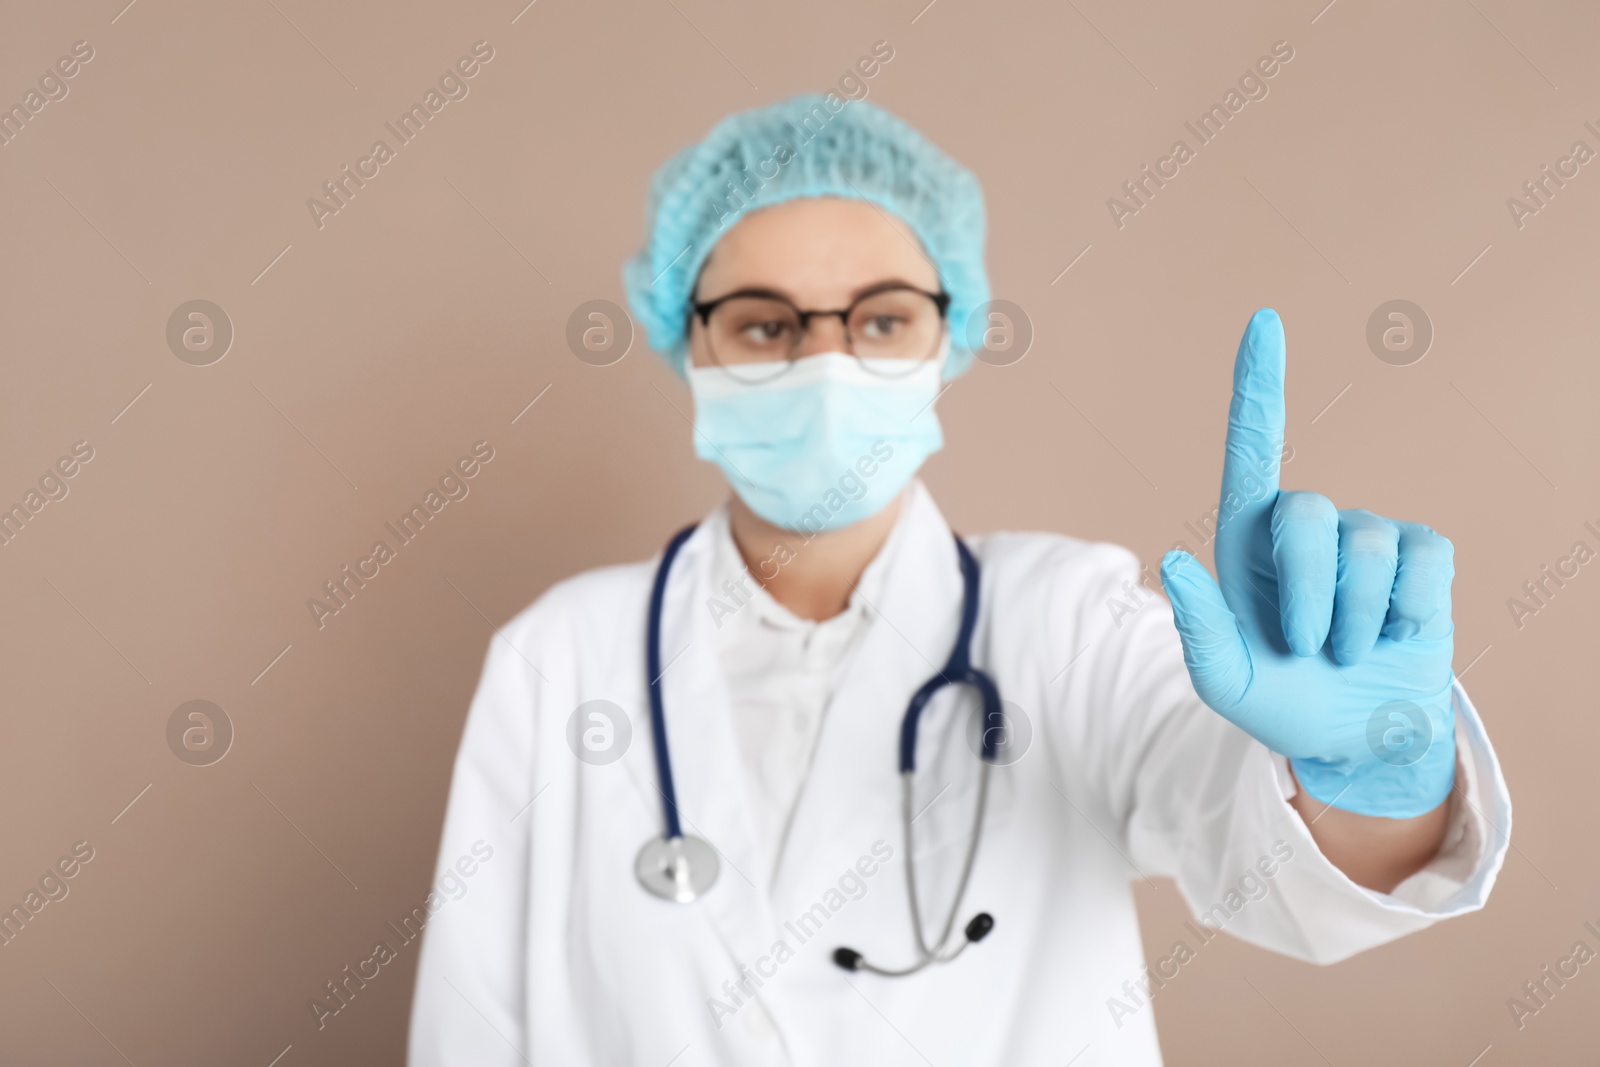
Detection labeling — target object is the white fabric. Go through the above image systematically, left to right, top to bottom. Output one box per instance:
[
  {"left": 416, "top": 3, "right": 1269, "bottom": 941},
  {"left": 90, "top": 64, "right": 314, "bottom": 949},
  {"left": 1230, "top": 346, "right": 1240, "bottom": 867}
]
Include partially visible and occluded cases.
[
  {"left": 408, "top": 481, "right": 1513, "bottom": 1067},
  {"left": 704, "top": 502, "right": 904, "bottom": 880}
]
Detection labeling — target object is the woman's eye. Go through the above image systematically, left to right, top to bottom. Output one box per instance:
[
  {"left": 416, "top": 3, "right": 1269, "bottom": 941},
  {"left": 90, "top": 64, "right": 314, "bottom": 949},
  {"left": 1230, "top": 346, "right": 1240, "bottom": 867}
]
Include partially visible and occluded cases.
[
  {"left": 862, "top": 315, "right": 903, "bottom": 338},
  {"left": 740, "top": 321, "right": 789, "bottom": 343}
]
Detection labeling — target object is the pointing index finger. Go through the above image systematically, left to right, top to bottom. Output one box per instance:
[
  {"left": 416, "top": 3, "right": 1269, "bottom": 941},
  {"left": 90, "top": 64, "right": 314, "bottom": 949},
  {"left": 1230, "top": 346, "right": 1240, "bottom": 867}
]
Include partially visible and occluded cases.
[{"left": 1216, "top": 308, "right": 1286, "bottom": 564}]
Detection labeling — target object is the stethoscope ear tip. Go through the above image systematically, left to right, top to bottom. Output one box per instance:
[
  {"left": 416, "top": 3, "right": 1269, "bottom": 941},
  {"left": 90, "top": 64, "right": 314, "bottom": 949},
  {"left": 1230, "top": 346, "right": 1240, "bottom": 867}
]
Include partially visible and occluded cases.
[
  {"left": 965, "top": 912, "right": 995, "bottom": 943},
  {"left": 832, "top": 947, "right": 864, "bottom": 972}
]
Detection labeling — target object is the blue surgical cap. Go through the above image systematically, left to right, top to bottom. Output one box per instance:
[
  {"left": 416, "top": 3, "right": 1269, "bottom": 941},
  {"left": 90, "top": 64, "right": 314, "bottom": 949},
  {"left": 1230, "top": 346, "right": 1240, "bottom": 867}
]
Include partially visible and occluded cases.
[{"left": 623, "top": 94, "right": 989, "bottom": 380}]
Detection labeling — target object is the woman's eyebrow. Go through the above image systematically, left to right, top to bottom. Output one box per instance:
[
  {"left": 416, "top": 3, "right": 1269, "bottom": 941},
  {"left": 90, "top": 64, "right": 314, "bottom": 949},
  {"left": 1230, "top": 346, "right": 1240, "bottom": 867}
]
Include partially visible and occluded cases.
[
  {"left": 697, "top": 278, "right": 926, "bottom": 307},
  {"left": 847, "top": 278, "right": 922, "bottom": 301},
  {"left": 694, "top": 284, "right": 794, "bottom": 305}
]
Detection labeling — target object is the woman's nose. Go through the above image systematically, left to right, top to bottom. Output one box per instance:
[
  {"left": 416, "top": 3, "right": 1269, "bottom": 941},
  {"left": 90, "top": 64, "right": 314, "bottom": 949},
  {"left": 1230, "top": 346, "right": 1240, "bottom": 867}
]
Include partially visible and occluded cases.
[{"left": 797, "top": 314, "right": 850, "bottom": 357}]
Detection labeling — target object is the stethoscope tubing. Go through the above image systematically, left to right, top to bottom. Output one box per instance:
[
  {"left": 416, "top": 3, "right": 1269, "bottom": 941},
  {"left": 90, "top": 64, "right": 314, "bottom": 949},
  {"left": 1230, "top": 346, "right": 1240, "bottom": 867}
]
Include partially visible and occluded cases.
[
  {"left": 640, "top": 521, "right": 1003, "bottom": 974},
  {"left": 645, "top": 524, "right": 700, "bottom": 842},
  {"left": 898, "top": 537, "right": 1001, "bottom": 772},
  {"left": 904, "top": 760, "right": 991, "bottom": 957}
]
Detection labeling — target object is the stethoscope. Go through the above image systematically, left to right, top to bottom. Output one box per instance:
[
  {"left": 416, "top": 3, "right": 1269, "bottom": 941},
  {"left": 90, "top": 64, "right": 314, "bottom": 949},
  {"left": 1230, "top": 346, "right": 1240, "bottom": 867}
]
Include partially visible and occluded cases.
[{"left": 634, "top": 523, "right": 1001, "bottom": 977}]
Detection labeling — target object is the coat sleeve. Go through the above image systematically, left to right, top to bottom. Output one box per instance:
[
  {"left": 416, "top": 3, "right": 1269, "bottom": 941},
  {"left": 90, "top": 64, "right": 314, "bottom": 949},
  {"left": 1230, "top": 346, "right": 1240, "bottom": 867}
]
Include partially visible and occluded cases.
[
  {"left": 1043, "top": 542, "right": 1513, "bottom": 965},
  {"left": 408, "top": 613, "right": 543, "bottom": 1065}
]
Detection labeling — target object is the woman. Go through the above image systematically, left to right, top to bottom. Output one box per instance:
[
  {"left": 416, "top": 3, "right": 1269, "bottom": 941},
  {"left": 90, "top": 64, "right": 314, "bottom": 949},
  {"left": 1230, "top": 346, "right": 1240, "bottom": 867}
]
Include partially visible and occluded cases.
[{"left": 409, "top": 95, "right": 1509, "bottom": 1065}]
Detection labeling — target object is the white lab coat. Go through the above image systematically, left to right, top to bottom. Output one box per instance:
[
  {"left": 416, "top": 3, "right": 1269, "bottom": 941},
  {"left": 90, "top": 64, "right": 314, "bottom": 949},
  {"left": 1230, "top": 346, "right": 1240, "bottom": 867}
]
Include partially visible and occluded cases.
[{"left": 408, "top": 482, "right": 1510, "bottom": 1066}]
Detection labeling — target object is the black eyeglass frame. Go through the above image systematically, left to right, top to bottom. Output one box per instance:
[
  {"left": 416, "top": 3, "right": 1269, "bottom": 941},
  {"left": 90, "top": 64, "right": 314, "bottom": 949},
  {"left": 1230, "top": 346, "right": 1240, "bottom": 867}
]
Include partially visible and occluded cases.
[{"left": 689, "top": 282, "right": 952, "bottom": 350}]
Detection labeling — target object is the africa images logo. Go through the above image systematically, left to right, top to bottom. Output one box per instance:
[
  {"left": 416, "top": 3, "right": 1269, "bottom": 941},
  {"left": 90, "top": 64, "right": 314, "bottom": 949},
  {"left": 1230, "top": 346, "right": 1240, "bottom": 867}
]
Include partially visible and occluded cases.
[
  {"left": 1105, "top": 40, "right": 1295, "bottom": 229},
  {"left": 305, "top": 41, "right": 495, "bottom": 230},
  {"left": 305, "top": 441, "right": 495, "bottom": 630}
]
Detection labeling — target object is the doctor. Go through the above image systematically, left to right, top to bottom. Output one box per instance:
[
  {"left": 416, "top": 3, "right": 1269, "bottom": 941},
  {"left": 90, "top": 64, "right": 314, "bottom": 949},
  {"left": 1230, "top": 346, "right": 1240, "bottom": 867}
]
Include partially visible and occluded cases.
[{"left": 410, "top": 96, "right": 1510, "bottom": 1065}]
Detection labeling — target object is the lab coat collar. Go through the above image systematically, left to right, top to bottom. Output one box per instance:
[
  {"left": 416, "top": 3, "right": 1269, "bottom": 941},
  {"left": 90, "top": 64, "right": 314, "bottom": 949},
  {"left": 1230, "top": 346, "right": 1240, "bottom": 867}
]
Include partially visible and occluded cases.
[{"left": 704, "top": 493, "right": 906, "bottom": 642}]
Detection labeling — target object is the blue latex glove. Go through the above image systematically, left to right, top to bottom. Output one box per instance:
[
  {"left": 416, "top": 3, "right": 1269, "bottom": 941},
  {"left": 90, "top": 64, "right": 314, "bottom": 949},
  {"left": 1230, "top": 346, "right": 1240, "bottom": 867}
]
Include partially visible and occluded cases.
[{"left": 1160, "top": 309, "right": 1457, "bottom": 819}]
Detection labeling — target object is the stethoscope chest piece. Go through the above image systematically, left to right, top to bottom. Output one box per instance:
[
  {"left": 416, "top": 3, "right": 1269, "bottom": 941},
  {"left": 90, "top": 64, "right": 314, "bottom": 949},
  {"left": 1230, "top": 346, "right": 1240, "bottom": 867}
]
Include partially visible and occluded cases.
[{"left": 636, "top": 834, "right": 719, "bottom": 903}]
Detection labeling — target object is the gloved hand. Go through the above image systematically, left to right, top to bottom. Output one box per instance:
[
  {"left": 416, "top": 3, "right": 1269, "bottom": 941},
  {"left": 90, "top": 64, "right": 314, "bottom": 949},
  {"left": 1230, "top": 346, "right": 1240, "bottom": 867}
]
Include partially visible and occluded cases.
[{"left": 1160, "top": 309, "right": 1457, "bottom": 819}]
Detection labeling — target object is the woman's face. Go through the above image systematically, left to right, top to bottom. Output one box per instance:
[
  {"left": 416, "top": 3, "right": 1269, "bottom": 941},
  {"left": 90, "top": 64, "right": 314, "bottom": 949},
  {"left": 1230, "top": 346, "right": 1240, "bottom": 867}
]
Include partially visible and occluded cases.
[{"left": 687, "top": 197, "right": 943, "bottom": 368}]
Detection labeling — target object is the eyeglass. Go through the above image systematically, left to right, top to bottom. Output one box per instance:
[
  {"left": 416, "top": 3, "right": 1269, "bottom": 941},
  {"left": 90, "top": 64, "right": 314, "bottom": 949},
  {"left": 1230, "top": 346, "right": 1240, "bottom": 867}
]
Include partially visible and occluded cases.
[{"left": 690, "top": 282, "right": 951, "bottom": 384}]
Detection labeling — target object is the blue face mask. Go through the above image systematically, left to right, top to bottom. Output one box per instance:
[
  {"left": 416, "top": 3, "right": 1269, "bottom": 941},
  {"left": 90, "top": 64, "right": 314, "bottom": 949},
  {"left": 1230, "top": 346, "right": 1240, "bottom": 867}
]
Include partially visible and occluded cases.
[{"left": 687, "top": 349, "right": 946, "bottom": 534}]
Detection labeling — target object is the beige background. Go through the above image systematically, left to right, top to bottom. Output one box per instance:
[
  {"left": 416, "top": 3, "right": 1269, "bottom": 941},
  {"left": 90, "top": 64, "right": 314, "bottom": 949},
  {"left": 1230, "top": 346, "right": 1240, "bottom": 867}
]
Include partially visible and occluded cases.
[{"left": 2, "top": 0, "right": 1595, "bottom": 1063}]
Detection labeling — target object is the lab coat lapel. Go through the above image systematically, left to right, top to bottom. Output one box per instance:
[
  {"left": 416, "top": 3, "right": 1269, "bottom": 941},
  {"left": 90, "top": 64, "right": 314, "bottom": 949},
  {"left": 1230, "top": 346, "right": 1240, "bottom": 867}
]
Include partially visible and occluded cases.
[
  {"left": 773, "top": 483, "right": 964, "bottom": 899},
  {"left": 648, "top": 519, "right": 781, "bottom": 967}
]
